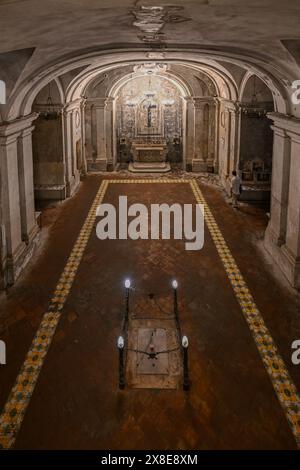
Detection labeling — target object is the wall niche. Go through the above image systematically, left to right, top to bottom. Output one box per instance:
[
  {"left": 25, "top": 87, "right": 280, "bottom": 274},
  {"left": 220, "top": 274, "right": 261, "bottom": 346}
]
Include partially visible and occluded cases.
[{"left": 116, "top": 74, "right": 183, "bottom": 165}]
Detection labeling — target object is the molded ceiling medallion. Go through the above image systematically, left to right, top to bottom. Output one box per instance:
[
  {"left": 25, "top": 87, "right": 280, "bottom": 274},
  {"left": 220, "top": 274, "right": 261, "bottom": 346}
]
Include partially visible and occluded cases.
[
  {"left": 132, "top": 5, "right": 190, "bottom": 44},
  {"left": 133, "top": 63, "right": 168, "bottom": 75}
]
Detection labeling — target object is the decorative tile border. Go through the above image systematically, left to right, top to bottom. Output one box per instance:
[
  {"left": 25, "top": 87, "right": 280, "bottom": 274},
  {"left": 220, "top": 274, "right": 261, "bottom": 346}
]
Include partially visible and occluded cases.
[
  {"left": 0, "top": 177, "right": 299, "bottom": 449},
  {"left": 190, "top": 179, "right": 300, "bottom": 448},
  {"left": 0, "top": 180, "right": 108, "bottom": 449}
]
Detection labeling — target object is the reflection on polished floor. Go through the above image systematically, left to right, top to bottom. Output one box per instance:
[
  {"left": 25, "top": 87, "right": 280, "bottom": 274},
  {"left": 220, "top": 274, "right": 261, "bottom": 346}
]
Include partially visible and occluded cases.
[{"left": 0, "top": 175, "right": 299, "bottom": 450}]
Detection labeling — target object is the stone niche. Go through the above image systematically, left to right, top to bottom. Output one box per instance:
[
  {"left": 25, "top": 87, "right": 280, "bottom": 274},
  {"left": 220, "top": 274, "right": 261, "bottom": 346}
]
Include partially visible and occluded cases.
[
  {"left": 116, "top": 74, "right": 183, "bottom": 168},
  {"left": 239, "top": 75, "right": 274, "bottom": 202},
  {"left": 32, "top": 81, "right": 66, "bottom": 200},
  {"left": 32, "top": 113, "right": 66, "bottom": 200}
]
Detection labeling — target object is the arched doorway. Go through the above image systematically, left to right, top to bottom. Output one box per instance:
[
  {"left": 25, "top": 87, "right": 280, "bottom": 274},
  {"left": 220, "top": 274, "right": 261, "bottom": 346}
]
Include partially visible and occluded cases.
[
  {"left": 1, "top": 52, "right": 296, "bottom": 288},
  {"left": 83, "top": 62, "right": 219, "bottom": 173},
  {"left": 115, "top": 73, "right": 183, "bottom": 172},
  {"left": 239, "top": 75, "right": 275, "bottom": 207},
  {"left": 32, "top": 80, "right": 65, "bottom": 203}
]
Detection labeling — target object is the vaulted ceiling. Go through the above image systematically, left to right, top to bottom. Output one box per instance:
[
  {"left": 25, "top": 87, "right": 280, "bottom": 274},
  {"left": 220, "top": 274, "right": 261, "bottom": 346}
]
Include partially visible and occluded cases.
[
  {"left": 1, "top": 0, "right": 300, "bottom": 120},
  {"left": 1, "top": 0, "right": 300, "bottom": 77}
]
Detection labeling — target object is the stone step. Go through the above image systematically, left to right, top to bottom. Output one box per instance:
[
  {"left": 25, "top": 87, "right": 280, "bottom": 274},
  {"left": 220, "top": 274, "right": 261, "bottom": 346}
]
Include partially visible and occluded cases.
[{"left": 128, "top": 162, "right": 171, "bottom": 173}]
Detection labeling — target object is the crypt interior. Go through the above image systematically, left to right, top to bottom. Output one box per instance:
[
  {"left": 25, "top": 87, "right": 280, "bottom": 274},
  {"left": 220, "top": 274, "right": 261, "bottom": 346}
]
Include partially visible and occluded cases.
[{"left": 0, "top": 0, "right": 300, "bottom": 450}]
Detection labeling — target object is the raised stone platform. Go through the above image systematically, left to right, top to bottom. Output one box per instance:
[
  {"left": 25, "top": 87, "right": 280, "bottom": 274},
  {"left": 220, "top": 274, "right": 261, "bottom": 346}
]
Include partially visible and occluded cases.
[
  {"left": 128, "top": 162, "right": 171, "bottom": 173},
  {"left": 126, "top": 321, "right": 181, "bottom": 390}
]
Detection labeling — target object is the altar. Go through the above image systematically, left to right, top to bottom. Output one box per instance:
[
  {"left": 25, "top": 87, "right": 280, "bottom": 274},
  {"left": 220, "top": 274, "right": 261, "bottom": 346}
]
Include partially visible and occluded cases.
[{"left": 129, "top": 138, "right": 171, "bottom": 173}]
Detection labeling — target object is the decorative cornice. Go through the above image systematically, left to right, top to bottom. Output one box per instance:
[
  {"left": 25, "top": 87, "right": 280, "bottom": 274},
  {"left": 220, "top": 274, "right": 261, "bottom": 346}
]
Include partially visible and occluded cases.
[
  {"left": 267, "top": 112, "right": 300, "bottom": 136},
  {"left": 0, "top": 113, "right": 38, "bottom": 138}
]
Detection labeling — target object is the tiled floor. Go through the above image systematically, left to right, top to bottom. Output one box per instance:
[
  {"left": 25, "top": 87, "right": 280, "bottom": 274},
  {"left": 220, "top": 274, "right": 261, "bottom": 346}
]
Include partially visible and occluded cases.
[{"left": 0, "top": 175, "right": 299, "bottom": 450}]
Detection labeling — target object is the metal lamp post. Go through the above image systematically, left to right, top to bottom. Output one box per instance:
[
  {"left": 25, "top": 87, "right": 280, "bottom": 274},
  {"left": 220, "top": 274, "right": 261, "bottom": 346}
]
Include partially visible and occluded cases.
[
  {"left": 124, "top": 279, "right": 130, "bottom": 326},
  {"left": 172, "top": 279, "right": 178, "bottom": 322},
  {"left": 172, "top": 279, "right": 182, "bottom": 339},
  {"left": 117, "top": 335, "right": 125, "bottom": 390},
  {"left": 182, "top": 335, "right": 190, "bottom": 391}
]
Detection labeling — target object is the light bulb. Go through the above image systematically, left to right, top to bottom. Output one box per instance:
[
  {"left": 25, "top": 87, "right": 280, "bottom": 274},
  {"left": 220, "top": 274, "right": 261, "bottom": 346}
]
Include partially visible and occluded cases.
[
  {"left": 124, "top": 279, "right": 131, "bottom": 289},
  {"left": 172, "top": 279, "right": 178, "bottom": 289},
  {"left": 117, "top": 336, "right": 124, "bottom": 349},
  {"left": 182, "top": 336, "right": 189, "bottom": 349}
]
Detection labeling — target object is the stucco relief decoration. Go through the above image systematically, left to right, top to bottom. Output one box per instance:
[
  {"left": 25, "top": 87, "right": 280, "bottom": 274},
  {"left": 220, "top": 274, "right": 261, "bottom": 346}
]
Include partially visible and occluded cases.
[
  {"left": 132, "top": 5, "right": 190, "bottom": 44},
  {"left": 146, "top": 52, "right": 166, "bottom": 59},
  {"left": 133, "top": 63, "right": 168, "bottom": 75},
  {"left": 75, "top": 110, "right": 81, "bottom": 129},
  {"left": 221, "top": 111, "right": 226, "bottom": 128}
]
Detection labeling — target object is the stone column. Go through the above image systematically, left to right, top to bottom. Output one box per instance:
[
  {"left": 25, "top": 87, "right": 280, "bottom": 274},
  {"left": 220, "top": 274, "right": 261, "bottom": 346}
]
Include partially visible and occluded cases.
[
  {"left": 105, "top": 97, "right": 114, "bottom": 171},
  {"left": 185, "top": 97, "right": 195, "bottom": 170},
  {"left": 94, "top": 98, "right": 107, "bottom": 171},
  {"left": 193, "top": 98, "right": 208, "bottom": 172},
  {"left": 213, "top": 98, "right": 220, "bottom": 173},
  {"left": 80, "top": 99, "right": 87, "bottom": 175},
  {"left": 63, "top": 100, "right": 82, "bottom": 196},
  {"left": 220, "top": 100, "right": 238, "bottom": 179},
  {"left": 84, "top": 101, "right": 93, "bottom": 170},
  {"left": 207, "top": 101, "right": 216, "bottom": 170},
  {"left": 234, "top": 103, "right": 242, "bottom": 172},
  {"left": 227, "top": 105, "right": 237, "bottom": 176},
  {"left": 62, "top": 107, "right": 73, "bottom": 194},
  {"left": 227, "top": 110, "right": 232, "bottom": 177},
  {"left": 265, "top": 112, "right": 300, "bottom": 288},
  {"left": 0, "top": 114, "right": 39, "bottom": 285},
  {"left": 17, "top": 114, "right": 39, "bottom": 243},
  {"left": 0, "top": 124, "right": 22, "bottom": 285},
  {"left": 265, "top": 124, "right": 291, "bottom": 246},
  {"left": 284, "top": 128, "right": 300, "bottom": 285},
  {"left": 0, "top": 210, "right": 5, "bottom": 290}
]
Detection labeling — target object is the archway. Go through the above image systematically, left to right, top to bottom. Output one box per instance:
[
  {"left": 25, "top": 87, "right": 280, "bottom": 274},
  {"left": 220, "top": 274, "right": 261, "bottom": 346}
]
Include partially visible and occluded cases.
[
  {"left": 0, "top": 49, "right": 297, "bottom": 288},
  {"left": 82, "top": 62, "right": 220, "bottom": 173},
  {"left": 115, "top": 72, "right": 184, "bottom": 171},
  {"left": 239, "top": 74, "right": 275, "bottom": 207},
  {"left": 32, "top": 80, "right": 66, "bottom": 203}
]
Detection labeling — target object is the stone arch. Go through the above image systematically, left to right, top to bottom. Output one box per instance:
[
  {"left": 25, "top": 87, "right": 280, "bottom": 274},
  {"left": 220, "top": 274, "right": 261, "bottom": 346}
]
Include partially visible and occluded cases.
[
  {"left": 0, "top": 47, "right": 294, "bottom": 289},
  {"left": 5, "top": 48, "right": 289, "bottom": 122},
  {"left": 82, "top": 66, "right": 192, "bottom": 171},
  {"left": 108, "top": 70, "right": 192, "bottom": 101},
  {"left": 239, "top": 71, "right": 274, "bottom": 105},
  {"left": 238, "top": 73, "right": 275, "bottom": 205},
  {"left": 32, "top": 80, "right": 67, "bottom": 202}
]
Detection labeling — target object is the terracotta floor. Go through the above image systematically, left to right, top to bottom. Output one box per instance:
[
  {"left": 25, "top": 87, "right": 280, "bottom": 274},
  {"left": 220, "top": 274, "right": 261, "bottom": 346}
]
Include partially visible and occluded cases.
[{"left": 0, "top": 174, "right": 299, "bottom": 450}]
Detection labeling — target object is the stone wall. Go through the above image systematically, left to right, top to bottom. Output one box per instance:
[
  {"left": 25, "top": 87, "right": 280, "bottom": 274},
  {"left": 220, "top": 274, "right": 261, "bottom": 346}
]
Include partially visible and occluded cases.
[
  {"left": 32, "top": 113, "right": 66, "bottom": 200},
  {"left": 240, "top": 113, "right": 273, "bottom": 173}
]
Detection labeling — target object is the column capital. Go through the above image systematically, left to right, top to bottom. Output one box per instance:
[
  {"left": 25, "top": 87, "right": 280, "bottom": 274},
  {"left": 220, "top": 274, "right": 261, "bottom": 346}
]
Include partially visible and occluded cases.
[
  {"left": 105, "top": 96, "right": 115, "bottom": 105},
  {"left": 183, "top": 96, "right": 195, "bottom": 105},
  {"left": 193, "top": 96, "right": 215, "bottom": 105},
  {"left": 89, "top": 97, "right": 107, "bottom": 109},
  {"left": 63, "top": 98, "right": 84, "bottom": 113},
  {"left": 80, "top": 98, "right": 87, "bottom": 111},
  {"left": 193, "top": 98, "right": 210, "bottom": 108},
  {"left": 226, "top": 102, "right": 239, "bottom": 113},
  {"left": 232, "top": 102, "right": 242, "bottom": 114},
  {"left": 62, "top": 105, "right": 75, "bottom": 116},
  {"left": 62, "top": 108, "right": 71, "bottom": 118},
  {"left": 0, "top": 112, "right": 38, "bottom": 139},
  {"left": 267, "top": 112, "right": 300, "bottom": 135},
  {"left": 20, "top": 125, "right": 35, "bottom": 138},
  {"left": 270, "top": 125, "right": 288, "bottom": 138},
  {"left": 286, "top": 130, "right": 300, "bottom": 144}
]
